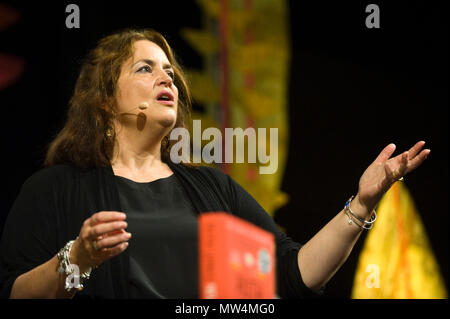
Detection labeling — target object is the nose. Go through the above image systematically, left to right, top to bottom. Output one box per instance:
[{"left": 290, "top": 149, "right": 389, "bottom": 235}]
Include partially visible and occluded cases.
[{"left": 155, "top": 68, "right": 173, "bottom": 87}]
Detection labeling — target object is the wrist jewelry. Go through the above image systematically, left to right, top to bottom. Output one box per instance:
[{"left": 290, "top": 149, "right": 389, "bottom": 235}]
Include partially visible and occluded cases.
[
  {"left": 344, "top": 196, "right": 377, "bottom": 230},
  {"left": 57, "top": 237, "right": 92, "bottom": 291}
]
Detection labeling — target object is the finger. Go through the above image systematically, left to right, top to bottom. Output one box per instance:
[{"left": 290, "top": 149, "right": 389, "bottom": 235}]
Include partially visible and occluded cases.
[
  {"left": 407, "top": 141, "right": 425, "bottom": 160},
  {"left": 374, "top": 143, "right": 396, "bottom": 164},
  {"left": 389, "top": 149, "right": 408, "bottom": 167},
  {"left": 406, "top": 149, "right": 430, "bottom": 173},
  {"left": 385, "top": 151, "right": 408, "bottom": 180},
  {"left": 400, "top": 151, "right": 409, "bottom": 175},
  {"left": 385, "top": 164, "right": 401, "bottom": 182},
  {"left": 89, "top": 211, "right": 126, "bottom": 226},
  {"left": 88, "top": 221, "right": 128, "bottom": 239},
  {"left": 100, "top": 229, "right": 126, "bottom": 239},
  {"left": 96, "top": 231, "right": 132, "bottom": 250},
  {"left": 103, "top": 242, "right": 129, "bottom": 259}
]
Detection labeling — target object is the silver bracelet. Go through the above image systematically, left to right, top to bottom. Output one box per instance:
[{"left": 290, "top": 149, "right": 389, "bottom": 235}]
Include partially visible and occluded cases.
[
  {"left": 344, "top": 196, "right": 377, "bottom": 230},
  {"left": 57, "top": 237, "right": 92, "bottom": 291}
]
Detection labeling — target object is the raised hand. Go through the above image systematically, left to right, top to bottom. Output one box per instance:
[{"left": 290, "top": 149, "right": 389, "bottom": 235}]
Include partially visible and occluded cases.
[{"left": 356, "top": 141, "right": 430, "bottom": 214}]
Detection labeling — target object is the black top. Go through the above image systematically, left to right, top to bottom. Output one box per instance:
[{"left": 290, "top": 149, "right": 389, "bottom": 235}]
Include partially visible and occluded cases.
[
  {"left": 0, "top": 163, "right": 321, "bottom": 298},
  {"left": 114, "top": 174, "right": 198, "bottom": 298}
]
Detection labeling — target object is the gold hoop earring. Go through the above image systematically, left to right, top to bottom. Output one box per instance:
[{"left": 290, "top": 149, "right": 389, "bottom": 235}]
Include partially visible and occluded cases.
[
  {"left": 105, "top": 127, "right": 114, "bottom": 139},
  {"left": 162, "top": 136, "right": 169, "bottom": 149}
]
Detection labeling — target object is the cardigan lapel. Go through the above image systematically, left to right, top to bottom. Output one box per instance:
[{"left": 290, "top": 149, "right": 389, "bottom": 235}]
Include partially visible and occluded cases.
[
  {"left": 168, "top": 162, "right": 231, "bottom": 214},
  {"left": 94, "top": 166, "right": 130, "bottom": 298}
]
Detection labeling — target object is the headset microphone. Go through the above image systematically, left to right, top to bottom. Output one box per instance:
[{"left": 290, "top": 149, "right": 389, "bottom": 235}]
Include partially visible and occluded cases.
[
  {"left": 116, "top": 102, "right": 149, "bottom": 115},
  {"left": 138, "top": 102, "right": 149, "bottom": 110}
]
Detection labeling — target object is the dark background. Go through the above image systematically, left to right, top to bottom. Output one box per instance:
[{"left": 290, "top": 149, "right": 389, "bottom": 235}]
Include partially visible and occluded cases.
[{"left": 0, "top": 1, "right": 448, "bottom": 298}]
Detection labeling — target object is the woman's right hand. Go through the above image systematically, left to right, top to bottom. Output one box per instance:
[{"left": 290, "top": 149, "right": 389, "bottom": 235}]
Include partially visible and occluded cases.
[{"left": 70, "top": 211, "right": 131, "bottom": 272}]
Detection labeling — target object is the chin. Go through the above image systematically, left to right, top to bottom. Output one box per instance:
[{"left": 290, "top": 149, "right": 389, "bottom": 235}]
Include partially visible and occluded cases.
[
  {"left": 147, "top": 105, "right": 177, "bottom": 128},
  {"left": 158, "top": 111, "right": 177, "bottom": 128},
  {"left": 159, "top": 117, "right": 176, "bottom": 128}
]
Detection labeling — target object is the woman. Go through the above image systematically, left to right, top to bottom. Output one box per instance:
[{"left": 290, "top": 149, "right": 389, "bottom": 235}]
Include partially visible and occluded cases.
[{"left": 0, "top": 29, "right": 429, "bottom": 299}]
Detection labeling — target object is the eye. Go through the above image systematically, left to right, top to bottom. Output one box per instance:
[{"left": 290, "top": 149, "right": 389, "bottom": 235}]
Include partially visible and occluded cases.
[
  {"left": 137, "top": 65, "right": 151, "bottom": 73},
  {"left": 166, "top": 70, "right": 174, "bottom": 79}
]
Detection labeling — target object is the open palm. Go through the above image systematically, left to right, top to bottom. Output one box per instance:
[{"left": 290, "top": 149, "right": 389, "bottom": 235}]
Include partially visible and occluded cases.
[{"left": 357, "top": 141, "right": 430, "bottom": 211}]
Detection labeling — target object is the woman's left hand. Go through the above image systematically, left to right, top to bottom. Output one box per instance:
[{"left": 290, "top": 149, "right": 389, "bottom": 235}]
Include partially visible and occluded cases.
[{"left": 355, "top": 141, "right": 430, "bottom": 215}]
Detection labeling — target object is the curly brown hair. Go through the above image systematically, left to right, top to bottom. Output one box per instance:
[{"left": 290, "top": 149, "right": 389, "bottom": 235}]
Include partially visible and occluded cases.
[{"left": 44, "top": 28, "right": 192, "bottom": 168}]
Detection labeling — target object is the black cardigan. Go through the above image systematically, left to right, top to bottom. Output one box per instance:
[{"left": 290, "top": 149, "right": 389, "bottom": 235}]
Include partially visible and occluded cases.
[{"left": 0, "top": 162, "right": 315, "bottom": 298}]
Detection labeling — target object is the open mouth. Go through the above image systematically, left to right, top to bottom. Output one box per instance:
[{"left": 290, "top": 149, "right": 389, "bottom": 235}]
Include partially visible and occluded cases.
[{"left": 156, "top": 90, "right": 175, "bottom": 104}]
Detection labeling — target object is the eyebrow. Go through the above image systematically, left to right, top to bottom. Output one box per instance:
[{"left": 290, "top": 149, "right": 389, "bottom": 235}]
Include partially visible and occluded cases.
[{"left": 133, "top": 59, "right": 173, "bottom": 70}]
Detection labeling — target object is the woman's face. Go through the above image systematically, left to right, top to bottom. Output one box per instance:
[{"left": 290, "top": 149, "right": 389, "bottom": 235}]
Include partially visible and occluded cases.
[{"left": 115, "top": 40, "right": 179, "bottom": 131}]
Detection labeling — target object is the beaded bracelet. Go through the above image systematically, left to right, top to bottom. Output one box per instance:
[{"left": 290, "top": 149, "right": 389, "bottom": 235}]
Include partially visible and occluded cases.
[
  {"left": 344, "top": 196, "right": 377, "bottom": 230},
  {"left": 57, "top": 238, "right": 92, "bottom": 291}
]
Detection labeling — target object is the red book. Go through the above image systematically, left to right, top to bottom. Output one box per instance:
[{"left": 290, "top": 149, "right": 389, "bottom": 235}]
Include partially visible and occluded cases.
[{"left": 199, "top": 212, "right": 275, "bottom": 299}]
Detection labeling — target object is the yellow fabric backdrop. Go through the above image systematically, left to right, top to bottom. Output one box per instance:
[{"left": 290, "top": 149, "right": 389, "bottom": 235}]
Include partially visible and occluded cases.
[
  {"left": 181, "top": 0, "right": 291, "bottom": 217},
  {"left": 352, "top": 182, "right": 447, "bottom": 299}
]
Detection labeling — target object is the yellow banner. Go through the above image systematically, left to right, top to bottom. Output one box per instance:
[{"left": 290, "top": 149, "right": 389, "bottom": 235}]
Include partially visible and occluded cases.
[
  {"left": 181, "top": 0, "right": 291, "bottom": 216},
  {"left": 352, "top": 182, "right": 447, "bottom": 299}
]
